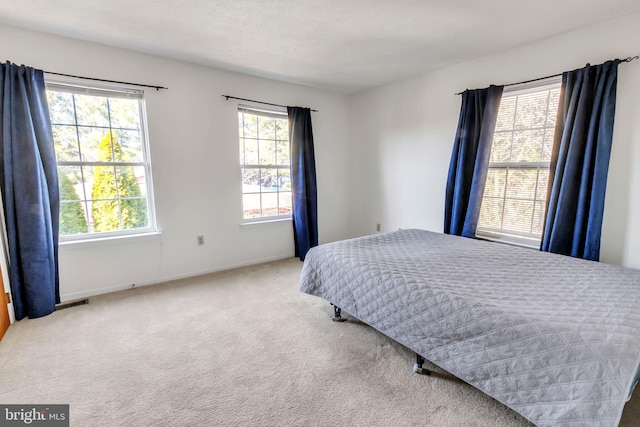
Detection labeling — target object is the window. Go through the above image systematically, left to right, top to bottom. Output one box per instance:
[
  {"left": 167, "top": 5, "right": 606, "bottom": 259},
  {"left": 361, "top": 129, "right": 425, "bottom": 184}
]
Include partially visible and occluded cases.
[
  {"left": 477, "top": 79, "right": 561, "bottom": 247},
  {"left": 46, "top": 80, "right": 156, "bottom": 240},
  {"left": 238, "top": 106, "right": 291, "bottom": 221}
]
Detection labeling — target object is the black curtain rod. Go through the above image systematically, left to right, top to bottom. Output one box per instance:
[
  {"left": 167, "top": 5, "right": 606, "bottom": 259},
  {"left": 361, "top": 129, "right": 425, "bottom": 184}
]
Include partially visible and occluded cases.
[
  {"left": 454, "top": 55, "right": 639, "bottom": 95},
  {"left": 45, "top": 71, "right": 168, "bottom": 91},
  {"left": 222, "top": 95, "right": 318, "bottom": 112}
]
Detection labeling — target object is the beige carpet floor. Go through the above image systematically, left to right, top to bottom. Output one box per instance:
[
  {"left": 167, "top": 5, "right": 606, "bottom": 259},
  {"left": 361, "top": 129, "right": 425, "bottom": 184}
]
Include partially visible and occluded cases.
[{"left": 1, "top": 258, "right": 639, "bottom": 426}]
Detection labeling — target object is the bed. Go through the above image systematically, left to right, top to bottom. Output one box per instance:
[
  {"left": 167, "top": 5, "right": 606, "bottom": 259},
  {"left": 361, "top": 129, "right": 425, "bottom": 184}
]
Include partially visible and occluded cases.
[{"left": 298, "top": 229, "right": 640, "bottom": 426}]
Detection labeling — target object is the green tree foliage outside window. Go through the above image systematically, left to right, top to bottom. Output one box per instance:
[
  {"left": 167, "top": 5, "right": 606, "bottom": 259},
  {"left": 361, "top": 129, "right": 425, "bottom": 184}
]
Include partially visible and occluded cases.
[
  {"left": 91, "top": 131, "right": 148, "bottom": 232},
  {"left": 59, "top": 173, "right": 88, "bottom": 235}
]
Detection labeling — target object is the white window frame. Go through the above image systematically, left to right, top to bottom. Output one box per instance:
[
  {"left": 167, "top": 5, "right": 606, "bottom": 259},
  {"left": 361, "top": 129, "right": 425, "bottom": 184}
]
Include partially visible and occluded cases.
[
  {"left": 45, "top": 76, "right": 157, "bottom": 242},
  {"left": 476, "top": 78, "right": 561, "bottom": 248},
  {"left": 237, "top": 105, "right": 292, "bottom": 224}
]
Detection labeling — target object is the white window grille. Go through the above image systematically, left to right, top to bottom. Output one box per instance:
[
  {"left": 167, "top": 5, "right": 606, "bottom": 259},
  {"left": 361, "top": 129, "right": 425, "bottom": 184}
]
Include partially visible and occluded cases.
[
  {"left": 46, "top": 79, "right": 156, "bottom": 240},
  {"left": 477, "top": 79, "right": 561, "bottom": 247},
  {"left": 237, "top": 106, "right": 291, "bottom": 221}
]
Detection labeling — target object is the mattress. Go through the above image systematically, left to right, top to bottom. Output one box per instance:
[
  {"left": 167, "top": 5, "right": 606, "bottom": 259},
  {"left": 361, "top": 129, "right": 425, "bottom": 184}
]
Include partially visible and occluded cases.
[{"left": 299, "top": 229, "right": 640, "bottom": 426}]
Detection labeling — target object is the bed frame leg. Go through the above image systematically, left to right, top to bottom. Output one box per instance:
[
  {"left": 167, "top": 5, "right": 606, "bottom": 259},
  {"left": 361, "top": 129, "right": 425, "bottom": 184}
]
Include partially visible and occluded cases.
[
  {"left": 331, "top": 304, "right": 347, "bottom": 322},
  {"left": 413, "top": 354, "right": 431, "bottom": 375}
]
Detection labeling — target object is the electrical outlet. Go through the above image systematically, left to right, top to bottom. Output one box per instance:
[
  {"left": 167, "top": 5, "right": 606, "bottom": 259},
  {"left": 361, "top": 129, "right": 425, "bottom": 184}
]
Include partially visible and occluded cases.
[
  {"left": 376, "top": 223, "right": 381, "bottom": 232},
  {"left": 197, "top": 235, "right": 205, "bottom": 246}
]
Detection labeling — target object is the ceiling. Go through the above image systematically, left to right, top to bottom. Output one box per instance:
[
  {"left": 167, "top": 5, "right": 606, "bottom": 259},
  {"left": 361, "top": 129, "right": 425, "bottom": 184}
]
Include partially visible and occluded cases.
[{"left": 1, "top": 0, "right": 639, "bottom": 94}]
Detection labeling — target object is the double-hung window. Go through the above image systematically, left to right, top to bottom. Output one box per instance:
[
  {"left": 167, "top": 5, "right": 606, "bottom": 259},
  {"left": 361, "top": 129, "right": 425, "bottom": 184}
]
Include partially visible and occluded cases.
[
  {"left": 477, "top": 79, "right": 561, "bottom": 247},
  {"left": 46, "top": 80, "right": 156, "bottom": 240},
  {"left": 238, "top": 106, "right": 292, "bottom": 221}
]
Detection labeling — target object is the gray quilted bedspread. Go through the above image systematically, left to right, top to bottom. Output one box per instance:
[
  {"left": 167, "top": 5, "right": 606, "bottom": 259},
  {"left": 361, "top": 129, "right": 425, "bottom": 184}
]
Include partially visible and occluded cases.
[{"left": 298, "top": 229, "right": 640, "bottom": 426}]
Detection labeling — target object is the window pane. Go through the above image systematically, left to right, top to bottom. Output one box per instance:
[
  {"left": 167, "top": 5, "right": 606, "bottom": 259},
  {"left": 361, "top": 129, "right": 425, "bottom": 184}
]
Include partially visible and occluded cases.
[
  {"left": 547, "top": 89, "right": 561, "bottom": 127},
  {"left": 47, "top": 91, "right": 75, "bottom": 125},
  {"left": 514, "top": 92, "right": 550, "bottom": 129},
  {"left": 74, "top": 94, "right": 109, "bottom": 127},
  {"left": 495, "top": 97, "right": 516, "bottom": 131},
  {"left": 108, "top": 98, "right": 141, "bottom": 129},
  {"left": 241, "top": 113, "right": 258, "bottom": 138},
  {"left": 258, "top": 115, "right": 276, "bottom": 139},
  {"left": 276, "top": 119, "right": 288, "bottom": 140},
  {"left": 52, "top": 125, "right": 80, "bottom": 161},
  {"left": 78, "top": 127, "right": 109, "bottom": 162},
  {"left": 542, "top": 128, "right": 555, "bottom": 161},
  {"left": 113, "top": 129, "right": 143, "bottom": 162},
  {"left": 511, "top": 130, "right": 544, "bottom": 162},
  {"left": 109, "top": 131, "right": 128, "bottom": 162},
  {"left": 489, "top": 132, "right": 512, "bottom": 162},
  {"left": 243, "top": 138, "right": 258, "bottom": 165},
  {"left": 259, "top": 139, "right": 276, "bottom": 165},
  {"left": 276, "top": 139, "right": 290, "bottom": 165},
  {"left": 91, "top": 163, "right": 146, "bottom": 231},
  {"left": 80, "top": 165, "right": 94, "bottom": 197},
  {"left": 58, "top": 166, "right": 89, "bottom": 236},
  {"left": 58, "top": 166, "right": 84, "bottom": 201},
  {"left": 92, "top": 166, "right": 117, "bottom": 201},
  {"left": 116, "top": 166, "right": 144, "bottom": 197},
  {"left": 134, "top": 166, "right": 147, "bottom": 197},
  {"left": 242, "top": 168, "right": 260, "bottom": 193},
  {"left": 260, "top": 168, "right": 279, "bottom": 191},
  {"left": 279, "top": 169, "right": 291, "bottom": 191},
  {"left": 484, "top": 169, "right": 506, "bottom": 197},
  {"left": 505, "top": 169, "right": 537, "bottom": 199},
  {"left": 536, "top": 169, "right": 549, "bottom": 200},
  {"left": 278, "top": 191, "right": 292, "bottom": 216},
  {"left": 261, "top": 192, "right": 278, "bottom": 217},
  {"left": 243, "top": 193, "right": 261, "bottom": 219},
  {"left": 120, "top": 197, "right": 148, "bottom": 229},
  {"left": 478, "top": 198, "right": 503, "bottom": 229},
  {"left": 60, "top": 199, "right": 89, "bottom": 236},
  {"left": 90, "top": 199, "right": 120, "bottom": 232},
  {"left": 503, "top": 199, "right": 534, "bottom": 234},
  {"left": 532, "top": 201, "right": 546, "bottom": 236}
]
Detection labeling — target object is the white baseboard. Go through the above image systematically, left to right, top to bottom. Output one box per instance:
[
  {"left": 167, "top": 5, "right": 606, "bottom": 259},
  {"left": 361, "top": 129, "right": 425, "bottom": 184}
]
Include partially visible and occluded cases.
[{"left": 60, "top": 253, "right": 296, "bottom": 302}]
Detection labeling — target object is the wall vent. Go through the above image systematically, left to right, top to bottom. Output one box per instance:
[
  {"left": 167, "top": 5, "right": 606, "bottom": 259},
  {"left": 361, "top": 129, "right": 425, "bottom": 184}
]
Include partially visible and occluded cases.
[{"left": 55, "top": 299, "right": 89, "bottom": 311}]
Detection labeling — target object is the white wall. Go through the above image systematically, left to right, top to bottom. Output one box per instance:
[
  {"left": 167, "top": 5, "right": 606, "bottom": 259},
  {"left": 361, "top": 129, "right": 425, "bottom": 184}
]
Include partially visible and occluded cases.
[
  {"left": 4, "top": 11, "right": 640, "bottom": 302},
  {"left": 348, "top": 12, "right": 640, "bottom": 268},
  {"left": 1, "top": 24, "right": 351, "bottom": 300}
]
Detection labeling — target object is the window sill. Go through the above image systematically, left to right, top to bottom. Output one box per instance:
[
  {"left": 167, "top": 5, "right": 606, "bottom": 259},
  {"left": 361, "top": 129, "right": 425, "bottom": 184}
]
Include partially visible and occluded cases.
[
  {"left": 240, "top": 217, "right": 292, "bottom": 228},
  {"left": 59, "top": 231, "right": 162, "bottom": 249},
  {"left": 475, "top": 233, "right": 539, "bottom": 250}
]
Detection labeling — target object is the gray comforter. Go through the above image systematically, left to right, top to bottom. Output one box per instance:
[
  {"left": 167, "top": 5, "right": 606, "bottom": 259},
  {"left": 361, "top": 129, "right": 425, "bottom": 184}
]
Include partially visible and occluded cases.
[{"left": 299, "top": 229, "right": 640, "bottom": 426}]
